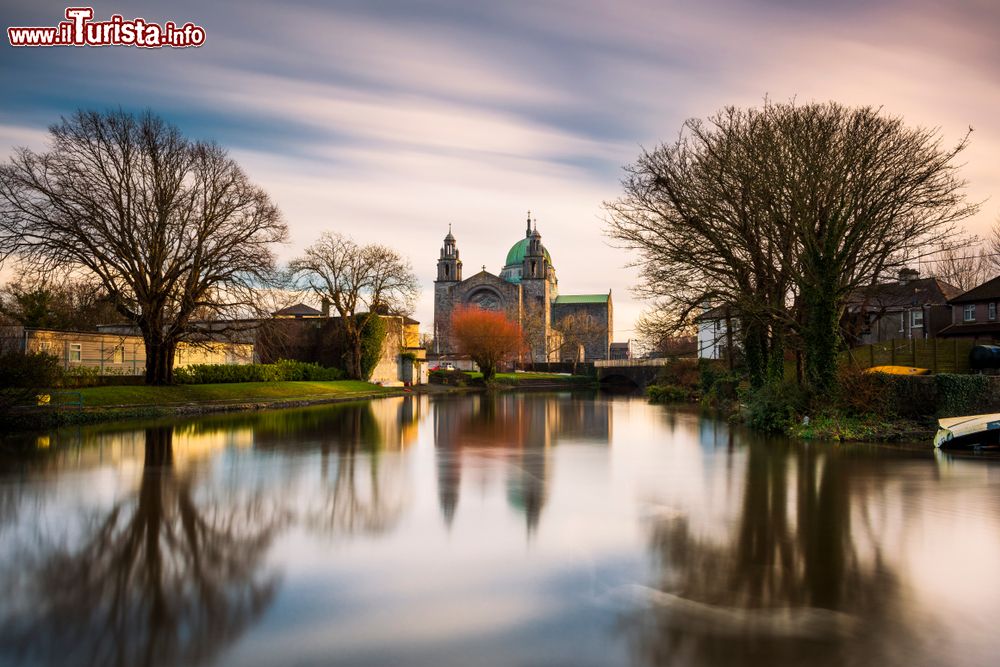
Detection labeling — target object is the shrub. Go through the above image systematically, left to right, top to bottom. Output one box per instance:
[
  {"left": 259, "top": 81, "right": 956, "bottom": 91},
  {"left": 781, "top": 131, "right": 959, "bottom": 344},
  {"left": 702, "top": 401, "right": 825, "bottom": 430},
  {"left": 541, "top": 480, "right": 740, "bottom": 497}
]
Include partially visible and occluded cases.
[
  {"left": 0, "top": 351, "right": 62, "bottom": 389},
  {"left": 0, "top": 351, "right": 63, "bottom": 417},
  {"left": 656, "top": 359, "right": 700, "bottom": 391},
  {"left": 697, "top": 359, "right": 742, "bottom": 405},
  {"left": 174, "top": 360, "right": 344, "bottom": 385},
  {"left": 835, "top": 365, "right": 893, "bottom": 417},
  {"left": 429, "top": 369, "right": 469, "bottom": 386},
  {"left": 747, "top": 382, "right": 808, "bottom": 434},
  {"left": 646, "top": 384, "right": 690, "bottom": 403}
]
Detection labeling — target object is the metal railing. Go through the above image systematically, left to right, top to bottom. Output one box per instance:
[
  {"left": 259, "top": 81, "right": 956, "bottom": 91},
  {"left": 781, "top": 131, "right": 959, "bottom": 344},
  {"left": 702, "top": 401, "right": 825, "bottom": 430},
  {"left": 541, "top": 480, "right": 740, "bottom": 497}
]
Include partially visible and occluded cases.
[{"left": 594, "top": 357, "right": 672, "bottom": 368}]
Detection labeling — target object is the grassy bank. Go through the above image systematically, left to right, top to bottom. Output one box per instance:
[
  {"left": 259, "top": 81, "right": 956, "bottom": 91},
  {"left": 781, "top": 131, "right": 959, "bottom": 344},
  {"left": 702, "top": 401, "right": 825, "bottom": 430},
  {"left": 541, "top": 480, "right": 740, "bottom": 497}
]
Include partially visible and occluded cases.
[
  {"left": 431, "top": 370, "right": 596, "bottom": 388},
  {"left": 63, "top": 380, "right": 391, "bottom": 407},
  {"left": 4, "top": 381, "right": 401, "bottom": 431}
]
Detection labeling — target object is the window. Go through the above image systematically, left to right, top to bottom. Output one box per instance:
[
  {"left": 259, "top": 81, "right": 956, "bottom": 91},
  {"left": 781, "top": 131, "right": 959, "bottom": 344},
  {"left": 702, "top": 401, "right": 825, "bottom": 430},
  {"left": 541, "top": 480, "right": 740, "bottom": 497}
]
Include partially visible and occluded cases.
[
  {"left": 990, "top": 303, "right": 997, "bottom": 321},
  {"left": 964, "top": 304, "right": 976, "bottom": 322},
  {"left": 910, "top": 309, "right": 923, "bottom": 328},
  {"left": 69, "top": 343, "right": 82, "bottom": 362},
  {"left": 115, "top": 345, "right": 125, "bottom": 364}
]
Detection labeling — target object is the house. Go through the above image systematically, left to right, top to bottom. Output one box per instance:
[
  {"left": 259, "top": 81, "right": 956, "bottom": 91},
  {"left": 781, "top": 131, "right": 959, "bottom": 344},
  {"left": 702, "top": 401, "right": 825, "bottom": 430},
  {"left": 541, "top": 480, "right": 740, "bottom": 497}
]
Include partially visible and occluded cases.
[
  {"left": 841, "top": 269, "right": 960, "bottom": 345},
  {"left": 937, "top": 274, "right": 1000, "bottom": 339},
  {"left": 271, "top": 303, "right": 323, "bottom": 318},
  {"left": 695, "top": 305, "right": 735, "bottom": 360},
  {"left": 90, "top": 310, "right": 428, "bottom": 385},
  {"left": 1, "top": 326, "right": 252, "bottom": 374}
]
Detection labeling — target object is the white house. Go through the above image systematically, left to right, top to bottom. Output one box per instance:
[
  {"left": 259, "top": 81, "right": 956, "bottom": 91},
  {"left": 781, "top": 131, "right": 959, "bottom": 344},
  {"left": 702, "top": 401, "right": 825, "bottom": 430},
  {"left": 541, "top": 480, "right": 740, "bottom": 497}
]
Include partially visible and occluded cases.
[{"left": 694, "top": 305, "right": 735, "bottom": 360}]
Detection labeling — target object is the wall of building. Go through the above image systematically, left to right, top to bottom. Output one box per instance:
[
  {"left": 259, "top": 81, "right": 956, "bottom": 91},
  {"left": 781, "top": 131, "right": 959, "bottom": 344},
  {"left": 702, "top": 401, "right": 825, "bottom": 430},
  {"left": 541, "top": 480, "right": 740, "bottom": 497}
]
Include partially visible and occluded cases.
[
  {"left": 551, "top": 301, "right": 612, "bottom": 361},
  {"left": 5, "top": 327, "right": 251, "bottom": 374}
]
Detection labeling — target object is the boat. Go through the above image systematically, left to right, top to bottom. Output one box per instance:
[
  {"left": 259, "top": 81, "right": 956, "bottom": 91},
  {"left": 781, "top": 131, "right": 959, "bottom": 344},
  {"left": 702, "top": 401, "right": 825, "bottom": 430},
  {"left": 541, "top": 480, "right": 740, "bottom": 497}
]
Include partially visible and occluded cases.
[
  {"left": 865, "top": 365, "right": 930, "bottom": 376},
  {"left": 934, "top": 414, "right": 1000, "bottom": 449}
]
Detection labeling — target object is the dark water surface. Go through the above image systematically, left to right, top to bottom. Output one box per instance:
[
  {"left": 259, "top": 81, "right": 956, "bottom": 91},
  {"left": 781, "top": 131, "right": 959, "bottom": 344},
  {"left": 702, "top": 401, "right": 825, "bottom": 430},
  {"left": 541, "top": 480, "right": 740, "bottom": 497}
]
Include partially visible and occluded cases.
[{"left": 1, "top": 392, "right": 999, "bottom": 667}]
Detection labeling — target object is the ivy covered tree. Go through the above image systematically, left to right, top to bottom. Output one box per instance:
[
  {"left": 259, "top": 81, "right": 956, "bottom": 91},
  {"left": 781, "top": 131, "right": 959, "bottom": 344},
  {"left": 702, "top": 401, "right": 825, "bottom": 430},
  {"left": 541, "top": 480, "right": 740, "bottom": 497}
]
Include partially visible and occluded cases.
[
  {"left": 607, "top": 101, "right": 976, "bottom": 392},
  {"left": 288, "top": 232, "right": 418, "bottom": 381}
]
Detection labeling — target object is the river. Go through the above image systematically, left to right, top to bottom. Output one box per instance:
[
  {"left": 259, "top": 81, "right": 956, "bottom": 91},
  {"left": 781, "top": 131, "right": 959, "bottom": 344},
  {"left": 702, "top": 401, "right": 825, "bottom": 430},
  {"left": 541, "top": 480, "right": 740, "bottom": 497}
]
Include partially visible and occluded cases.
[{"left": 0, "top": 391, "right": 998, "bottom": 667}]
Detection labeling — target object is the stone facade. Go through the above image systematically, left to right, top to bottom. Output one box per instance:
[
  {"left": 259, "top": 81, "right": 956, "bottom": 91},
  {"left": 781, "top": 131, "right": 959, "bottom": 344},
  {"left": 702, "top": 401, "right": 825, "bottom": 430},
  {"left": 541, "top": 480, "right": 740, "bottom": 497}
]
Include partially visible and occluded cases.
[{"left": 433, "top": 215, "right": 613, "bottom": 362}]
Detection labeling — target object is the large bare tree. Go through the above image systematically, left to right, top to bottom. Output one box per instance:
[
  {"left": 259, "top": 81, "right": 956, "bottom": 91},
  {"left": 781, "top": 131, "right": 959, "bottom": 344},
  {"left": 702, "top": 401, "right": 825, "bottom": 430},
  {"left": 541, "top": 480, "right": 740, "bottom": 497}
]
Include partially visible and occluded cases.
[
  {"left": 607, "top": 101, "right": 976, "bottom": 391},
  {"left": 0, "top": 110, "right": 287, "bottom": 384},
  {"left": 288, "top": 232, "right": 418, "bottom": 380},
  {"left": 928, "top": 241, "right": 991, "bottom": 292}
]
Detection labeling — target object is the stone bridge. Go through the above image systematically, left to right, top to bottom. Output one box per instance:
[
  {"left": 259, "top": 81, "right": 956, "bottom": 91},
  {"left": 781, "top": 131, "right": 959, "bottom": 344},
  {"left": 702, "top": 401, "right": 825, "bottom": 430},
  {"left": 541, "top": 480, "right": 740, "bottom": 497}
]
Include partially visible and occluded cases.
[{"left": 594, "top": 358, "right": 669, "bottom": 388}]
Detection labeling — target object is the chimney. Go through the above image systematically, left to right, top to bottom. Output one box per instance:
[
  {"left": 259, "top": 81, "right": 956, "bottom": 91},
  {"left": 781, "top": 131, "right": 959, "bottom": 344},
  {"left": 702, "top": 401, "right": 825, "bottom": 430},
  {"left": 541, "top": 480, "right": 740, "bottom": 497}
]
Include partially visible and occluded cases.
[
  {"left": 898, "top": 268, "right": 919, "bottom": 285},
  {"left": 321, "top": 297, "right": 330, "bottom": 317}
]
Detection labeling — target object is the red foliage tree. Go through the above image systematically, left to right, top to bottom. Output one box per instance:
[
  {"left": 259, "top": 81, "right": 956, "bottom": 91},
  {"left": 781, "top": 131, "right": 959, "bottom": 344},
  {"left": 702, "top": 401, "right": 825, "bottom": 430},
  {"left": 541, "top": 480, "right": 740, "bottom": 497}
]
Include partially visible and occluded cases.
[{"left": 450, "top": 306, "right": 523, "bottom": 382}]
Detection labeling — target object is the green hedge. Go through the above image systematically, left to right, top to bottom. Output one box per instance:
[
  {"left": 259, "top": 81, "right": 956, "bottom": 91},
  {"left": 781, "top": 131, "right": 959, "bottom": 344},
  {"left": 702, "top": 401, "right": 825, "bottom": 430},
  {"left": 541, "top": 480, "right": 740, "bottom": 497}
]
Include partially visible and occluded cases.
[
  {"left": 0, "top": 351, "right": 62, "bottom": 389},
  {"left": 174, "top": 359, "right": 344, "bottom": 385},
  {"left": 746, "top": 382, "right": 810, "bottom": 433},
  {"left": 646, "top": 384, "right": 691, "bottom": 403}
]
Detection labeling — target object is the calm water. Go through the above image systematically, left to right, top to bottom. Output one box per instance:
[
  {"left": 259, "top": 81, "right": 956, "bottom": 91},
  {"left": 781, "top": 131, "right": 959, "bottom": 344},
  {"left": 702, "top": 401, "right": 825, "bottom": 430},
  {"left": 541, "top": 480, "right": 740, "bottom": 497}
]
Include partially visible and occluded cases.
[{"left": 1, "top": 392, "right": 999, "bottom": 667}]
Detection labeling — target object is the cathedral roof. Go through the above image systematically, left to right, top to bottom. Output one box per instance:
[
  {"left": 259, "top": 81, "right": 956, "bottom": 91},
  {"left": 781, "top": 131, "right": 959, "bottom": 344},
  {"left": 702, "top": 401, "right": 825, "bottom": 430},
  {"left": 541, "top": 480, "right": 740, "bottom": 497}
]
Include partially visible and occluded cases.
[
  {"left": 503, "top": 236, "right": 552, "bottom": 269},
  {"left": 553, "top": 294, "right": 609, "bottom": 304}
]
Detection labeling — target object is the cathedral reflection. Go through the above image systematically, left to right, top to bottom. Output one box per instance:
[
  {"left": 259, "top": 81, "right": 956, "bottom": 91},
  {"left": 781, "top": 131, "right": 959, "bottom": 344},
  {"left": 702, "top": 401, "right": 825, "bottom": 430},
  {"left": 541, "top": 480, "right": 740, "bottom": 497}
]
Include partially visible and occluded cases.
[{"left": 433, "top": 392, "right": 611, "bottom": 533}]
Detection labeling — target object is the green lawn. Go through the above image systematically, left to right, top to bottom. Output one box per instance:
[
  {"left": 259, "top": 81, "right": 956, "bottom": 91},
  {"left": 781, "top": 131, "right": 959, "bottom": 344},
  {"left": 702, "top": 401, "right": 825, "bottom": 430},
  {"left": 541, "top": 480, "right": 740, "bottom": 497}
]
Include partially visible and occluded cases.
[
  {"left": 461, "top": 371, "right": 594, "bottom": 384},
  {"left": 61, "top": 380, "right": 393, "bottom": 408}
]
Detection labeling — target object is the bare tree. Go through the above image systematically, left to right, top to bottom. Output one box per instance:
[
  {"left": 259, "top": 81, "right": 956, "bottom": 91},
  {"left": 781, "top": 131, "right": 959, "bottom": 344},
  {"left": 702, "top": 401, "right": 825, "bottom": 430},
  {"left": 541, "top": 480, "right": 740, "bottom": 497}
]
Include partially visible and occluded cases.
[
  {"left": 607, "top": 101, "right": 977, "bottom": 392},
  {"left": 0, "top": 110, "right": 287, "bottom": 384},
  {"left": 288, "top": 232, "right": 419, "bottom": 380},
  {"left": 928, "top": 241, "right": 991, "bottom": 291}
]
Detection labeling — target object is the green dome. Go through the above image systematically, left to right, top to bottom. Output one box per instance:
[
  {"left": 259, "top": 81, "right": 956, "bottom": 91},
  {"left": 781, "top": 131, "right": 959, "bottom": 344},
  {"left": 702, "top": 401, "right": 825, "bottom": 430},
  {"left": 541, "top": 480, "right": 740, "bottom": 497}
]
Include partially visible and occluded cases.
[{"left": 503, "top": 237, "right": 552, "bottom": 268}]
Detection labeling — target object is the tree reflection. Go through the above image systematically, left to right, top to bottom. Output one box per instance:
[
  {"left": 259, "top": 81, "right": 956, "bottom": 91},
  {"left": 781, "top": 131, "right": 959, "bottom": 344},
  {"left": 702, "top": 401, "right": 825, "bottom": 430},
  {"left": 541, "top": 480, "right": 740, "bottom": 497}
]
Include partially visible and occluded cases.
[
  {"left": 305, "top": 402, "right": 409, "bottom": 537},
  {"left": 0, "top": 426, "right": 285, "bottom": 667},
  {"left": 626, "top": 436, "right": 911, "bottom": 666}
]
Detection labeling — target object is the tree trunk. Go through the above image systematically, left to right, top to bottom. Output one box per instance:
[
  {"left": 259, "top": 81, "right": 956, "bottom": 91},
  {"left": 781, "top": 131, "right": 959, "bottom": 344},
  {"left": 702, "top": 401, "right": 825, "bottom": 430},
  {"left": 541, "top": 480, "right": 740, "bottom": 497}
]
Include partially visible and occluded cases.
[
  {"left": 802, "top": 284, "right": 840, "bottom": 393},
  {"left": 742, "top": 318, "right": 769, "bottom": 390},
  {"left": 767, "top": 324, "right": 786, "bottom": 385},
  {"left": 343, "top": 328, "right": 364, "bottom": 380},
  {"left": 143, "top": 333, "right": 176, "bottom": 385},
  {"left": 481, "top": 361, "right": 496, "bottom": 382}
]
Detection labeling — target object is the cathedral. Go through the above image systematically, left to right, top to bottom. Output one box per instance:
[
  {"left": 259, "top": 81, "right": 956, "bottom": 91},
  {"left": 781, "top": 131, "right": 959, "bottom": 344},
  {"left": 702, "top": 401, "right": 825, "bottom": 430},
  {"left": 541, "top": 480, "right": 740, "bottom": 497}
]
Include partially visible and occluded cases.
[{"left": 433, "top": 213, "right": 613, "bottom": 362}]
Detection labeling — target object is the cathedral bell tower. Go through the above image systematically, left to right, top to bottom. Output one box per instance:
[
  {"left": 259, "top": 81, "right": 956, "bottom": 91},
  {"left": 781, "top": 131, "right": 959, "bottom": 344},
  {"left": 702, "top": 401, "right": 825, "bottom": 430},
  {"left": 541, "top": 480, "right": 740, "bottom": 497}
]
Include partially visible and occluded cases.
[
  {"left": 521, "top": 218, "right": 552, "bottom": 362},
  {"left": 522, "top": 224, "right": 546, "bottom": 280},
  {"left": 437, "top": 225, "right": 462, "bottom": 282},
  {"left": 434, "top": 226, "right": 461, "bottom": 355}
]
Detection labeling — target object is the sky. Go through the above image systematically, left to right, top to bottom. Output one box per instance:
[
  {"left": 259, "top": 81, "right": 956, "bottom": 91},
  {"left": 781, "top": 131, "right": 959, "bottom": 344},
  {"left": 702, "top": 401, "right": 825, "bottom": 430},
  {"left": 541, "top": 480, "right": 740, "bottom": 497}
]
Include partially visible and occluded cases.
[{"left": 3, "top": 0, "right": 1000, "bottom": 340}]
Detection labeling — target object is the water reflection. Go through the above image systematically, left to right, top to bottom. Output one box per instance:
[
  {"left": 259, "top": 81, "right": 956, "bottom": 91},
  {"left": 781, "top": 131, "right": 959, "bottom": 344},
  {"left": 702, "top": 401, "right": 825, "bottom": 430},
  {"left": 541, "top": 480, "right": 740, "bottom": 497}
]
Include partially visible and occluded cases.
[
  {"left": 433, "top": 393, "right": 611, "bottom": 532},
  {"left": 0, "top": 395, "right": 998, "bottom": 667},
  {"left": 0, "top": 426, "right": 286, "bottom": 667},
  {"left": 626, "top": 435, "right": 918, "bottom": 666}
]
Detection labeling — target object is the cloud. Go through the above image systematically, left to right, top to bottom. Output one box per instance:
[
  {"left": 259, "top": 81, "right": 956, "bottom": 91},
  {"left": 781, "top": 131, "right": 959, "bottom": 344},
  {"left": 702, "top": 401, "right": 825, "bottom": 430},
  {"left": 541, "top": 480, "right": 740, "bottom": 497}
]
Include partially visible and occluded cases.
[{"left": 3, "top": 0, "right": 1000, "bottom": 338}]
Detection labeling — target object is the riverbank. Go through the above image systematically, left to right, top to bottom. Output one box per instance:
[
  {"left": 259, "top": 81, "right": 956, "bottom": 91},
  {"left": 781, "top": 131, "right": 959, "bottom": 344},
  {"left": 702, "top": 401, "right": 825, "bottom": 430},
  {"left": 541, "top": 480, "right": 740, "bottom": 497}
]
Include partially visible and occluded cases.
[
  {"left": 430, "top": 370, "right": 597, "bottom": 389},
  {"left": 1, "top": 372, "right": 599, "bottom": 433},
  {"left": 4, "top": 380, "right": 456, "bottom": 431}
]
